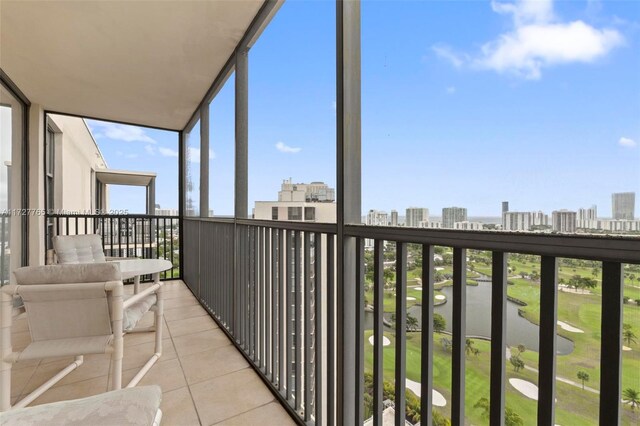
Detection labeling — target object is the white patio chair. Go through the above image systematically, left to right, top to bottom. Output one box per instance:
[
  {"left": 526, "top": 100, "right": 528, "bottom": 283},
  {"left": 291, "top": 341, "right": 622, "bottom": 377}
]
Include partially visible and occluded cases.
[
  {"left": 53, "top": 234, "right": 142, "bottom": 293},
  {"left": 0, "top": 263, "right": 164, "bottom": 411},
  {"left": 0, "top": 385, "right": 162, "bottom": 426}
]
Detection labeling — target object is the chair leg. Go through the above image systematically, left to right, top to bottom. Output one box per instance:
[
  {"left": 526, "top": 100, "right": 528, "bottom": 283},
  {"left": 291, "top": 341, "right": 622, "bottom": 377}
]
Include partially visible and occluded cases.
[
  {"left": 154, "top": 275, "right": 164, "bottom": 355},
  {"left": 13, "top": 357, "right": 84, "bottom": 409}
]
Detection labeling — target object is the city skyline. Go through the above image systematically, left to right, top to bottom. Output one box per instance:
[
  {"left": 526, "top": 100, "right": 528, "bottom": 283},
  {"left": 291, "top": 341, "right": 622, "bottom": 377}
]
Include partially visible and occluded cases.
[{"left": 88, "top": 0, "right": 639, "bottom": 217}]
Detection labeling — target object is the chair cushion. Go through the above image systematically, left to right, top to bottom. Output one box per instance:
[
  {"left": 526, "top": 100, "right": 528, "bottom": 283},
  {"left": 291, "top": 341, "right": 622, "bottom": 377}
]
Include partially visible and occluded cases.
[
  {"left": 53, "top": 234, "right": 106, "bottom": 264},
  {"left": 124, "top": 293, "right": 157, "bottom": 332},
  {"left": 0, "top": 386, "right": 161, "bottom": 426}
]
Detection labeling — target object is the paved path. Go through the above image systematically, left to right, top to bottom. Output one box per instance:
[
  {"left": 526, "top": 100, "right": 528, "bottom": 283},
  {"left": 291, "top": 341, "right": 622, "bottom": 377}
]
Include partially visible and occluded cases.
[{"left": 505, "top": 347, "right": 600, "bottom": 394}]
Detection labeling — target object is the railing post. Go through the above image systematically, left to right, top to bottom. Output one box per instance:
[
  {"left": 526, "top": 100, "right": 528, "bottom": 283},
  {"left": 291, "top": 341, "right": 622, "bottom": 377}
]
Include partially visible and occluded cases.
[
  {"left": 200, "top": 103, "right": 209, "bottom": 218},
  {"left": 490, "top": 251, "right": 507, "bottom": 426},
  {"left": 538, "top": 256, "right": 558, "bottom": 425},
  {"left": 599, "top": 261, "right": 623, "bottom": 425}
]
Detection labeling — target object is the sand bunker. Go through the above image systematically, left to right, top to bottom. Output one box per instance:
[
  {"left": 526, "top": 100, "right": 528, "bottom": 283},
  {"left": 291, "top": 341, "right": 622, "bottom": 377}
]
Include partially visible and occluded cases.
[
  {"left": 435, "top": 267, "right": 444, "bottom": 271},
  {"left": 414, "top": 287, "right": 423, "bottom": 291},
  {"left": 435, "top": 295, "right": 446, "bottom": 300},
  {"left": 407, "top": 296, "right": 417, "bottom": 301},
  {"left": 557, "top": 320, "right": 584, "bottom": 333},
  {"left": 368, "top": 335, "right": 391, "bottom": 347},
  {"left": 623, "top": 346, "right": 632, "bottom": 351},
  {"left": 509, "top": 378, "right": 539, "bottom": 400},
  {"left": 405, "top": 379, "right": 447, "bottom": 407}
]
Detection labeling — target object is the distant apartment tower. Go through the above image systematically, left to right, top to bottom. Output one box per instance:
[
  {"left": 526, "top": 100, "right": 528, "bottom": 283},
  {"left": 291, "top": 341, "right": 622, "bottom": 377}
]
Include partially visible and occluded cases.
[
  {"left": 278, "top": 178, "right": 335, "bottom": 202},
  {"left": 612, "top": 192, "right": 635, "bottom": 220},
  {"left": 502, "top": 201, "right": 509, "bottom": 215},
  {"left": 577, "top": 205, "right": 597, "bottom": 228},
  {"left": 405, "top": 207, "right": 429, "bottom": 228},
  {"left": 442, "top": 207, "right": 467, "bottom": 229},
  {"left": 366, "top": 210, "right": 388, "bottom": 226},
  {"left": 390, "top": 210, "right": 398, "bottom": 226},
  {"left": 552, "top": 210, "right": 577, "bottom": 233},
  {"left": 503, "top": 212, "right": 532, "bottom": 231},
  {"left": 454, "top": 221, "right": 482, "bottom": 231}
]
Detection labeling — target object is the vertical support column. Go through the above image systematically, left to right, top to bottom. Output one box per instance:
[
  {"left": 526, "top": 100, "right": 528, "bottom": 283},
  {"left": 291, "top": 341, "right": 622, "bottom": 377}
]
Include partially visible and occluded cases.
[
  {"left": 336, "top": 0, "right": 361, "bottom": 424},
  {"left": 235, "top": 48, "right": 249, "bottom": 220},
  {"left": 200, "top": 103, "right": 210, "bottom": 217},
  {"left": 178, "top": 131, "right": 185, "bottom": 280},
  {"left": 395, "top": 242, "right": 407, "bottom": 426},
  {"left": 420, "top": 244, "right": 434, "bottom": 426},
  {"left": 452, "top": 247, "right": 467, "bottom": 425},
  {"left": 490, "top": 251, "right": 507, "bottom": 426},
  {"left": 538, "top": 256, "right": 558, "bottom": 426},
  {"left": 599, "top": 261, "right": 623, "bottom": 425}
]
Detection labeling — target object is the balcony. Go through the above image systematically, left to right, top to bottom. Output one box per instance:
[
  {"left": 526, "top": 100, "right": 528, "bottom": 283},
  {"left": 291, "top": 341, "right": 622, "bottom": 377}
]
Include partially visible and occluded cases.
[
  {"left": 1, "top": 1, "right": 639, "bottom": 425},
  {"left": 9, "top": 279, "right": 294, "bottom": 425}
]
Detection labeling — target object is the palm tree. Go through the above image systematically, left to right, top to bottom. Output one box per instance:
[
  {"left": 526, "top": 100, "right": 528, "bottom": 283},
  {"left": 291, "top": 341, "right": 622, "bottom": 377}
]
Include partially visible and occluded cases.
[
  {"left": 406, "top": 314, "right": 419, "bottom": 332},
  {"left": 623, "top": 324, "right": 637, "bottom": 346},
  {"left": 465, "top": 338, "right": 475, "bottom": 357},
  {"left": 577, "top": 371, "right": 590, "bottom": 390},
  {"left": 623, "top": 388, "right": 640, "bottom": 411}
]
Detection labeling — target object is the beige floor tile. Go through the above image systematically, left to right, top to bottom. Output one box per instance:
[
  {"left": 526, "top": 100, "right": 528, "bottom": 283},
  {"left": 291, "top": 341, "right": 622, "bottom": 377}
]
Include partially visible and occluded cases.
[
  {"left": 163, "top": 288, "right": 195, "bottom": 300},
  {"left": 164, "top": 296, "right": 200, "bottom": 309},
  {"left": 164, "top": 304, "right": 208, "bottom": 322},
  {"left": 166, "top": 315, "right": 218, "bottom": 338},
  {"left": 12, "top": 317, "right": 30, "bottom": 333},
  {"left": 124, "top": 329, "right": 159, "bottom": 347},
  {"left": 172, "top": 329, "right": 231, "bottom": 358},
  {"left": 120, "top": 338, "right": 176, "bottom": 372},
  {"left": 181, "top": 345, "right": 249, "bottom": 385},
  {"left": 20, "top": 354, "right": 111, "bottom": 396},
  {"left": 121, "top": 358, "right": 186, "bottom": 393},
  {"left": 190, "top": 369, "right": 274, "bottom": 425},
  {"left": 29, "top": 375, "right": 108, "bottom": 406},
  {"left": 160, "top": 387, "right": 201, "bottom": 426},
  {"left": 213, "top": 401, "right": 296, "bottom": 426}
]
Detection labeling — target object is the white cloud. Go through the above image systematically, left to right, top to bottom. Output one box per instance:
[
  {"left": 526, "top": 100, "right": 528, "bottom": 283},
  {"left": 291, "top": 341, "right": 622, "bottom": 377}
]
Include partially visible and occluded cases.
[
  {"left": 434, "top": 0, "right": 624, "bottom": 80},
  {"left": 432, "top": 45, "right": 465, "bottom": 69},
  {"left": 446, "top": 86, "right": 457, "bottom": 94},
  {"left": 89, "top": 121, "right": 156, "bottom": 143},
  {"left": 619, "top": 137, "right": 637, "bottom": 148},
  {"left": 275, "top": 141, "right": 301, "bottom": 154},
  {"left": 144, "top": 145, "right": 156, "bottom": 156},
  {"left": 158, "top": 147, "right": 179, "bottom": 157},
  {"left": 187, "top": 147, "right": 215, "bottom": 163},
  {"left": 124, "top": 153, "right": 138, "bottom": 159}
]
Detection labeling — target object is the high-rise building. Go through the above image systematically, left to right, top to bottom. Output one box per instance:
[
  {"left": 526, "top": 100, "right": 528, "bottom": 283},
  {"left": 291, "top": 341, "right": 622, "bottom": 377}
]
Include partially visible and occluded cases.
[
  {"left": 254, "top": 180, "right": 336, "bottom": 222},
  {"left": 612, "top": 192, "right": 635, "bottom": 220},
  {"left": 502, "top": 201, "right": 509, "bottom": 215},
  {"left": 577, "top": 205, "right": 597, "bottom": 228},
  {"left": 405, "top": 207, "right": 429, "bottom": 228},
  {"left": 442, "top": 207, "right": 467, "bottom": 229},
  {"left": 366, "top": 209, "right": 388, "bottom": 226},
  {"left": 390, "top": 210, "right": 398, "bottom": 226},
  {"left": 552, "top": 210, "right": 577, "bottom": 233},
  {"left": 503, "top": 212, "right": 532, "bottom": 231},
  {"left": 454, "top": 221, "right": 482, "bottom": 231}
]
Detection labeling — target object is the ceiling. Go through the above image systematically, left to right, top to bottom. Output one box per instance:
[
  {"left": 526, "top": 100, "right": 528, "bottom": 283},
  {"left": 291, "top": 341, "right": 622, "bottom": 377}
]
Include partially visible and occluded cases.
[{"left": 0, "top": 0, "right": 265, "bottom": 130}]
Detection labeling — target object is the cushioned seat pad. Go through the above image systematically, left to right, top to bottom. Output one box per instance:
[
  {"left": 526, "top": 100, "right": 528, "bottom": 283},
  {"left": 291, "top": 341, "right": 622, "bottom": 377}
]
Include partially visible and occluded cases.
[
  {"left": 124, "top": 293, "right": 157, "bottom": 332},
  {"left": 0, "top": 386, "right": 161, "bottom": 426}
]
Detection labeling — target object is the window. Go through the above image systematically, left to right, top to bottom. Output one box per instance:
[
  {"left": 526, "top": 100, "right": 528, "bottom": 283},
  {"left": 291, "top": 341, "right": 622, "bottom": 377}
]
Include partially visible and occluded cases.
[
  {"left": 271, "top": 207, "right": 278, "bottom": 220},
  {"left": 287, "top": 207, "right": 302, "bottom": 221},
  {"left": 304, "top": 207, "right": 315, "bottom": 221}
]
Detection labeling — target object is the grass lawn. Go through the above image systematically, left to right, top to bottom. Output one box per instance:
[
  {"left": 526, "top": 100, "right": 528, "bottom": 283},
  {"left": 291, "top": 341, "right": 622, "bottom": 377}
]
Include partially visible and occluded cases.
[{"left": 362, "top": 331, "right": 640, "bottom": 425}]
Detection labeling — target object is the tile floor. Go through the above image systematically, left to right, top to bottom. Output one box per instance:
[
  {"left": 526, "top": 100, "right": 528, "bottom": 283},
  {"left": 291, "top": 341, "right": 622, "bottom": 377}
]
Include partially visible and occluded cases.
[{"left": 9, "top": 280, "right": 296, "bottom": 426}]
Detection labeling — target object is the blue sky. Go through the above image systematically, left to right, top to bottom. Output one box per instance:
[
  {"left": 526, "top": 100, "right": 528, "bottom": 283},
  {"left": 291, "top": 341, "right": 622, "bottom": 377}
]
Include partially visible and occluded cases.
[{"left": 89, "top": 0, "right": 639, "bottom": 218}]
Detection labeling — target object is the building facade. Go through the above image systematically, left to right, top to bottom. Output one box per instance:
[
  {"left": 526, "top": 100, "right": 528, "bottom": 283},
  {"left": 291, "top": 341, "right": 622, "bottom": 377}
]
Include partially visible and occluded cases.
[
  {"left": 254, "top": 180, "right": 337, "bottom": 223},
  {"left": 612, "top": 192, "right": 635, "bottom": 220},
  {"left": 405, "top": 207, "right": 428, "bottom": 228},
  {"left": 442, "top": 207, "right": 467, "bottom": 229},
  {"left": 390, "top": 210, "right": 398, "bottom": 226},
  {"left": 552, "top": 210, "right": 577, "bottom": 233},
  {"left": 453, "top": 221, "right": 482, "bottom": 231}
]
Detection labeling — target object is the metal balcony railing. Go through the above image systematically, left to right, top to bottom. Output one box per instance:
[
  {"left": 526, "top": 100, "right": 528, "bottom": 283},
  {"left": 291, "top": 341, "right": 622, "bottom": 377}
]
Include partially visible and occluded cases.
[
  {"left": 46, "top": 214, "right": 181, "bottom": 280},
  {"left": 183, "top": 218, "right": 639, "bottom": 425}
]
